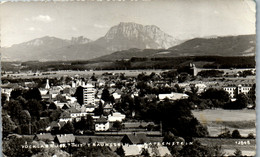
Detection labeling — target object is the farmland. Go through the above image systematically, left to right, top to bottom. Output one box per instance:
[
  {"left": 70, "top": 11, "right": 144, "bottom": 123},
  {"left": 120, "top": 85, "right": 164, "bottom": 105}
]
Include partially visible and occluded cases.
[{"left": 192, "top": 109, "right": 256, "bottom": 137}]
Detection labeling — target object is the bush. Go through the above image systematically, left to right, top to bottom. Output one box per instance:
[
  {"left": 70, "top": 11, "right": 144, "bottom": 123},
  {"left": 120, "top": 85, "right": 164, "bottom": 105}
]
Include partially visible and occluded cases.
[
  {"left": 218, "top": 130, "right": 231, "bottom": 138},
  {"left": 232, "top": 130, "right": 241, "bottom": 138},
  {"left": 247, "top": 133, "right": 255, "bottom": 139},
  {"left": 234, "top": 149, "right": 242, "bottom": 156}
]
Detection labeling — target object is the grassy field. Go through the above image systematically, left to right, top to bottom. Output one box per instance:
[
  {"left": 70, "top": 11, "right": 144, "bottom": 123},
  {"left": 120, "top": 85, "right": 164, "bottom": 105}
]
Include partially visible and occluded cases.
[
  {"left": 4, "top": 69, "right": 166, "bottom": 79},
  {"left": 192, "top": 109, "right": 256, "bottom": 137},
  {"left": 195, "top": 137, "right": 256, "bottom": 156}
]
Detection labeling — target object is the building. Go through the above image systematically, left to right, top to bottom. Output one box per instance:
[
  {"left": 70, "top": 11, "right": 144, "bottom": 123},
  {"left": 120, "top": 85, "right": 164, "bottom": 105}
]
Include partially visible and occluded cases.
[
  {"left": 189, "top": 63, "right": 198, "bottom": 76},
  {"left": 45, "top": 79, "right": 50, "bottom": 89},
  {"left": 83, "top": 84, "right": 95, "bottom": 105},
  {"left": 223, "top": 84, "right": 254, "bottom": 98},
  {"left": 223, "top": 86, "right": 237, "bottom": 98},
  {"left": 158, "top": 92, "right": 189, "bottom": 101},
  {"left": 59, "top": 111, "right": 72, "bottom": 123},
  {"left": 108, "top": 112, "right": 126, "bottom": 122},
  {"left": 95, "top": 117, "right": 110, "bottom": 131},
  {"left": 33, "top": 133, "right": 54, "bottom": 143},
  {"left": 121, "top": 133, "right": 148, "bottom": 145},
  {"left": 54, "top": 134, "right": 75, "bottom": 145},
  {"left": 122, "top": 145, "right": 143, "bottom": 156},
  {"left": 147, "top": 146, "right": 171, "bottom": 157}
]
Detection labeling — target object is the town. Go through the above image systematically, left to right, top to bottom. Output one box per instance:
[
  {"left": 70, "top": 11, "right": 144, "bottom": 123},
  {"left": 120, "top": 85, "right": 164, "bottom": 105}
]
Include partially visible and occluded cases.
[{"left": 2, "top": 63, "right": 256, "bottom": 157}]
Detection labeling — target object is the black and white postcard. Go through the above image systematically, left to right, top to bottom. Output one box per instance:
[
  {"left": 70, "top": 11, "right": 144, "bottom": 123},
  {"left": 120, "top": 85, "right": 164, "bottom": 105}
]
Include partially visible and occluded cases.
[{"left": 1, "top": 0, "right": 256, "bottom": 156}]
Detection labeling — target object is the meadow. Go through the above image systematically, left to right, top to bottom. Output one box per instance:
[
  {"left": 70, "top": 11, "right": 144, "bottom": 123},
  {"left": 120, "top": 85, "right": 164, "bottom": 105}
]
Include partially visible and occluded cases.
[{"left": 192, "top": 109, "right": 256, "bottom": 137}]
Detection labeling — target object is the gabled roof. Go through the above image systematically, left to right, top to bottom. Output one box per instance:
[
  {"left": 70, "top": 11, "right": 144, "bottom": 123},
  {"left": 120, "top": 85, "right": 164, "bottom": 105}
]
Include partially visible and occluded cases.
[
  {"left": 104, "top": 103, "right": 113, "bottom": 109},
  {"left": 66, "top": 107, "right": 81, "bottom": 113},
  {"left": 60, "top": 111, "right": 71, "bottom": 119},
  {"left": 95, "top": 117, "right": 108, "bottom": 123},
  {"left": 50, "top": 121, "right": 60, "bottom": 128},
  {"left": 34, "top": 133, "right": 54, "bottom": 141},
  {"left": 121, "top": 133, "right": 148, "bottom": 144},
  {"left": 55, "top": 134, "right": 75, "bottom": 144},
  {"left": 122, "top": 145, "right": 142, "bottom": 156},
  {"left": 148, "top": 146, "right": 171, "bottom": 157}
]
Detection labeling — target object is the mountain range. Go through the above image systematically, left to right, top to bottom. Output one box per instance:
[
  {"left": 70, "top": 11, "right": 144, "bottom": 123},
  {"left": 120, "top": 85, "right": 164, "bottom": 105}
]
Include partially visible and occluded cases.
[
  {"left": 1, "top": 22, "right": 256, "bottom": 61},
  {"left": 93, "top": 34, "right": 256, "bottom": 61}
]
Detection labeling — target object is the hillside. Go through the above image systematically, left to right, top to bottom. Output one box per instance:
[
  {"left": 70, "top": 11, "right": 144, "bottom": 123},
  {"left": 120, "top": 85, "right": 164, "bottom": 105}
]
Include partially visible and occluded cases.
[
  {"left": 1, "top": 22, "right": 180, "bottom": 61},
  {"left": 94, "top": 34, "right": 256, "bottom": 61}
]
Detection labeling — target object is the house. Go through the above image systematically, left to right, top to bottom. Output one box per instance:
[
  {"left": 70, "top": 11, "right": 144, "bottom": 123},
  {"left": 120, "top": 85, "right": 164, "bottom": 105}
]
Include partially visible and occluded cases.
[
  {"left": 194, "top": 83, "right": 207, "bottom": 94},
  {"left": 223, "top": 84, "right": 254, "bottom": 98},
  {"left": 223, "top": 85, "right": 237, "bottom": 98},
  {"left": 112, "top": 89, "right": 124, "bottom": 100},
  {"left": 158, "top": 92, "right": 189, "bottom": 101},
  {"left": 103, "top": 103, "right": 113, "bottom": 113},
  {"left": 85, "top": 105, "right": 96, "bottom": 113},
  {"left": 66, "top": 107, "right": 81, "bottom": 118},
  {"left": 66, "top": 107, "right": 88, "bottom": 121},
  {"left": 59, "top": 111, "right": 72, "bottom": 122},
  {"left": 108, "top": 112, "right": 126, "bottom": 122},
  {"left": 95, "top": 117, "right": 110, "bottom": 131},
  {"left": 47, "top": 121, "right": 61, "bottom": 131},
  {"left": 33, "top": 133, "right": 54, "bottom": 143},
  {"left": 121, "top": 133, "right": 148, "bottom": 145},
  {"left": 54, "top": 134, "right": 75, "bottom": 145},
  {"left": 122, "top": 145, "right": 142, "bottom": 156},
  {"left": 147, "top": 146, "right": 172, "bottom": 157}
]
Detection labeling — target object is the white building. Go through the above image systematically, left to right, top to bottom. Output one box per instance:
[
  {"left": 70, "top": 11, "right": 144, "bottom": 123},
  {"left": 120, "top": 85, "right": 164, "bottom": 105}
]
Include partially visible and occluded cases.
[
  {"left": 83, "top": 84, "right": 95, "bottom": 105},
  {"left": 223, "top": 84, "right": 254, "bottom": 98},
  {"left": 223, "top": 86, "right": 237, "bottom": 98},
  {"left": 158, "top": 92, "right": 189, "bottom": 101},
  {"left": 108, "top": 112, "right": 126, "bottom": 122},
  {"left": 95, "top": 117, "right": 110, "bottom": 131}
]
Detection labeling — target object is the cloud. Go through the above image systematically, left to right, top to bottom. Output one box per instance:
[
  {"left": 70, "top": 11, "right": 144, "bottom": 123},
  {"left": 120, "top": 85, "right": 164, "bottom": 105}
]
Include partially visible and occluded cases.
[
  {"left": 214, "top": 10, "right": 219, "bottom": 14},
  {"left": 25, "top": 15, "right": 54, "bottom": 23},
  {"left": 94, "top": 24, "right": 109, "bottom": 28},
  {"left": 26, "top": 27, "right": 42, "bottom": 31},
  {"left": 71, "top": 27, "right": 78, "bottom": 31}
]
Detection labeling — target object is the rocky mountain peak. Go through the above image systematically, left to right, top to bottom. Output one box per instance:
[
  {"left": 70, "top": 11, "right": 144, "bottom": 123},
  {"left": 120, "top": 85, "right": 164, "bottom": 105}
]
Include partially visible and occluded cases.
[{"left": 102, "top": 22, "right": 178, "bottom": 49}]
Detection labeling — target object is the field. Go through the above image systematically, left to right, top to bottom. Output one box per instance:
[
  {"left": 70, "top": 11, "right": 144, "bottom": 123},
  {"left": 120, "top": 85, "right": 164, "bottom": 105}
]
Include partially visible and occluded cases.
[
  {"left": 3, "top": 69, "right": 166, "bottom": 79},
  {"left": 192, "top": 109, "right": 256, "bottom": 137},
  {"left": 195, "top": 137, "right": 256, "bottom": 156}
]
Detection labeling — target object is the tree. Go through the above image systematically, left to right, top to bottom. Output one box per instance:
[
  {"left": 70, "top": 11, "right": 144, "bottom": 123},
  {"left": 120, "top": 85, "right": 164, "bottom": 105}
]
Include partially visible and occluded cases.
[
  {"left": 197, "top": 70, "right": 224, "bottom": 78},
  {"left": 90, "top": 73, "right": 97, "bottom": 81},
  {"left": 74, "top": 86, "right": 83, "bottom": 105},
  {"left": 10, "top": 88, "right": 24, "bottom": 100},
  {"left": 24, "top": 88, "right": 42, "bottom": 101},
  {"left": 101, "top": 88, "right": 111, "bottom": 102},
  {"left": 1, "top": 93, "right": 7, "bottom": 106},
  {"left": 236, "top": 93, "right": 249, "bottom": 109},
  {"left": 56, "top": 94, "right": 67, "bottom": 103},
  {"left": 27, "top": 99, "right": 43, "bottom": 121},
  {"left": 7, "top": 100, "right": 23, "bottom": 121},
  {"left": 49, "top": 102, "right": 57, "bottom": 110},
  {"left": 94, "top": 102, "right": 104, "bottom": 116},
  {"left": 50, "top": 108, "right": 63, "bottom": 121},
  {"left": 19, "top": 110, "right": 31, "bottom": 125},
  {"left": 2, "top": 113, "right": 17, "bottom": 136},
  {"left": 60, "top": 121, "right": 75, "bottom": 134},
  {"left": 112, "top": 121, "right": 123, "bottom": 131},
  {"left": 218, "top": 129, "right": 231, "bottom": 138},
  {"left": 232, "top": 130, "right": 241, "bottom": 138},
  {"left": 247, "top": 133, "right": 255, "bottom": 139},
  {"left": 3, "top": 137, "right": 33, "bottom": 157},
  {"left": 180, "top": 140, "right": 214, "bottom": 157},
  {"left": 72, "top": 146, "right": 118, "bottom": 157},
  {"left": 115, "top": 146, "right": 125, "bottom": 157},
  {"left": 141, "top": 148, "right": 150, "bottom": 157},
  {"left": 234, "top": 149, "right": 242, "bottom": 157}
]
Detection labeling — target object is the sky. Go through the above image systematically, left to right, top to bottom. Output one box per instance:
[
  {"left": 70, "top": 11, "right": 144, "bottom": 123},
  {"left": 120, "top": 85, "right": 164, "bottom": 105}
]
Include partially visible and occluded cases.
[{"left": 0, "top": 0, "right": 256, "bottom": 47}]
